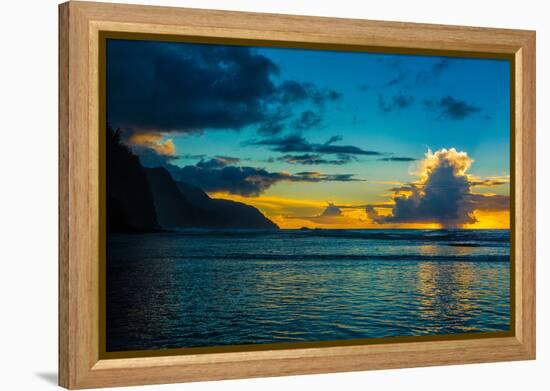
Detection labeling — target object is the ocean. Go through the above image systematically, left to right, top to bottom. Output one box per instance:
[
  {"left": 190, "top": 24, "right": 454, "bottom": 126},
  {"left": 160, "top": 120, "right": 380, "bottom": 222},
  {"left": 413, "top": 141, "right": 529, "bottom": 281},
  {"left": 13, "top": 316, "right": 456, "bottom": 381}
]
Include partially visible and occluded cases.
[{"left": 106, "top": 229, "right": 510, "bottom": 352}]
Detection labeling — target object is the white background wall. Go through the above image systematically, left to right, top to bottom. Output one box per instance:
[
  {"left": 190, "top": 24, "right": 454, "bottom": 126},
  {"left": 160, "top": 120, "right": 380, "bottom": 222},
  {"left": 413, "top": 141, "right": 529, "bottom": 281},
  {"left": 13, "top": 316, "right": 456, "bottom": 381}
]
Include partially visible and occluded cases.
[{"left": 0, "top": 0, "right": 547, "bottom": 389}]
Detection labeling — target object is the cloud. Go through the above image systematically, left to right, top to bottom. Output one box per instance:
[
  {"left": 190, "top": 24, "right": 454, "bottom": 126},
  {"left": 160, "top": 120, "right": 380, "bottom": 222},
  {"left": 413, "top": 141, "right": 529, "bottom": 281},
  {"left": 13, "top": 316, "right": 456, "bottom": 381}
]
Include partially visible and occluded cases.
[
  {"left": 107, "top": 40, "right": 340, "bottom": 135},
  {"left": 108, "top": 41, "right": 275, "bottom": 132},
  {"left": 379, "top": 57, "right": 447, "bottom": 89},
  {"left": 383, "top": 58, "right": 451, "bottom": 89},
  {"left": 433, "top": 58, "right": 451, "bottom": 73},
  {"left": 415, "top": 59, "right": 451, "bottom": 85},
  {"left": 431, "top": 59, "right": 451, "bottom": 76},
  {"left": 383, "top": 72, "right": 407, "bottom": 87},
  {"left": 277, "top": 80, "right": 309, "bottom": 103},
  {"left": 278, "top": 80, "right": 340, "bottom": 108},
  {"left": 279, "top": 80, "right": 341, "bottom": 107},
  {"left": 257, "top": 82, "right": 339, "bottom": 135},
  {"left": 378, "top": 93, "right": 415, "bottom": 112},
  {"left": 392, "top": 94, "right": 415, "bottom": 109},
  {"left": 424, "top": 95, "right": 481, "bottom": 120},
  {"left": 256, "top": 106, "right": 292, "bottom": 135},
  {"left": 292, "top": 110, "right": 323, "bottom": 130},
  {"left": 257, "top": 119, "right": 286, "bottom": 135},
  {"left": 121, "top": 130, "right": 180, "bottom": 167},
  {"left": 126, "top": 132, "right": 176, "bottom": 156},
  {"left": 251, "top": 134, "right": 383, "bottom": 156},
  {"left": 324, "top": 135, "right": 343, "bottom": 145},
  {"left": 366, "top": 148, "right": 509, "bottom": 228},
  {"left": 176, "top": 153, "right": 241, "bottom": 164},
  {"left": 178, "top": 153, "right": 206, "bottom": 160},
  {"left": 277, "top": 153, "right": 355, "bottom": 165},
  {"left": 214, "top": 155, "right": 241, "bottom": 165},
  {"left": 378, "top": 156, "right": 417, "bottom": 162},
  {"left": 195, "top": 157, "right": 239, "bottom": 170},
  {"left": 163, "top": 160, "right": 363, "bottom": 197},
  {"left": 293, "top": 171, "right": 362, "bottom": 182},
  {"left": 469, "top": 176, "right": 509, "bottom": 188},
  {"left": 387, "top": 185, "right": 414, "bottom": 193},
  {"left": 469, "top": 193, "right": 510, "bottom": 211},
  {"left": 210, "top": 194, "right": 371, "bottom": 228},
  {"left": 283, "top": 201, "right": 380, "bottom": 226},
  {"left": 285, "top": 203, "right": 362, "bottom": 226},
  {"left": 320, "top": 203, "right": 343, "bottom": 217},
  {"left": 365, "top": 205, "right": 385, "bottom": 224}
]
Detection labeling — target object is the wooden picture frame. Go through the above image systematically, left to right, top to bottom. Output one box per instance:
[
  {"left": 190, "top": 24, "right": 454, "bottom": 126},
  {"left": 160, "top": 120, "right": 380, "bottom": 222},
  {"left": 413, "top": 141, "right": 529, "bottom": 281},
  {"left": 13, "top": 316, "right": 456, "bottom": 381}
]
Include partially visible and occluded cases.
[{"left": 59, "top": 1, "right": 536, "bottom": 389}]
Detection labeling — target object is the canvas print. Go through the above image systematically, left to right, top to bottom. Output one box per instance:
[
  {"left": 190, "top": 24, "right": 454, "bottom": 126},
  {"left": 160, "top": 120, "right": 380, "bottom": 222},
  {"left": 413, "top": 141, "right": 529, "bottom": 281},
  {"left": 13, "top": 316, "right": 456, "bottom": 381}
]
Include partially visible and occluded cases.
[{"left": 105, "top": 38, "right": 511, "bottom": 353}]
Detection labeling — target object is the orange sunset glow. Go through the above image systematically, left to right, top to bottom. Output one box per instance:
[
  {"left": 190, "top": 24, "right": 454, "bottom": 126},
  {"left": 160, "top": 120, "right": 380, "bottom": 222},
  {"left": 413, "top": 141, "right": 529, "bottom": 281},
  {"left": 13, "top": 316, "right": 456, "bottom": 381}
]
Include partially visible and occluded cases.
[
  {"left": 207, "top": 148, "right": 510, "bottom": 230},
  {"left": 208, "top": 192, "right": 509, "bottom": 229}
]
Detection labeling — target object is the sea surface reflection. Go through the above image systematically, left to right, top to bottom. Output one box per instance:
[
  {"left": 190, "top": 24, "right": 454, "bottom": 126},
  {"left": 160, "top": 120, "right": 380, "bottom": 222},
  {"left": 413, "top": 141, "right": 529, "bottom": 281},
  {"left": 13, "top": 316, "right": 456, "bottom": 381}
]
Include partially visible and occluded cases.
[{"left": 106, "top": 229, "right": 510, "bottom": 351}]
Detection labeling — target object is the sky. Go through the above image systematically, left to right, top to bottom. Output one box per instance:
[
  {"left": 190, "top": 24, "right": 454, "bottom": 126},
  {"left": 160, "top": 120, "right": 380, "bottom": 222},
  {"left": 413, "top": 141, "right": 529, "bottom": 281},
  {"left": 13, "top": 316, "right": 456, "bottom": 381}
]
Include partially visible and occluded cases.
[{"left": 106, "top": 38, "right": 511, "bottom": 229}]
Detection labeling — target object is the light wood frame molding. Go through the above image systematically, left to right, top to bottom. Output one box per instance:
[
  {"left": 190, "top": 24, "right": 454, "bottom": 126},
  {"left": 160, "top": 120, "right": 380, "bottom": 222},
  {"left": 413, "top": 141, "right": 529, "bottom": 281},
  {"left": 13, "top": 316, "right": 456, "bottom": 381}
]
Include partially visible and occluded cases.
[{"left": 59, "top": 1, "right": 536, "bottom": 389}]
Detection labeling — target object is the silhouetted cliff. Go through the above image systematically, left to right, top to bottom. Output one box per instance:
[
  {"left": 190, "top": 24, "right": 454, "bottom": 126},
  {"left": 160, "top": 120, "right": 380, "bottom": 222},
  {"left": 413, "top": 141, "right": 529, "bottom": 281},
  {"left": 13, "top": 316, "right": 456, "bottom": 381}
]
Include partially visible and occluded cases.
[
  {"left": 106, "top": 126, "right": 160, "bottom": 233},
  {"left": 107, "top": 126, "right": 278, "bottom": 231},
  {"left": 143, "top": 167, "right": 278, "bottom": 229},
  {"left": 144, "top": 167, "right": 216, "bottom": 229},
  {"left": 176, "top": 181, "right": 279, "bottom": 229}
]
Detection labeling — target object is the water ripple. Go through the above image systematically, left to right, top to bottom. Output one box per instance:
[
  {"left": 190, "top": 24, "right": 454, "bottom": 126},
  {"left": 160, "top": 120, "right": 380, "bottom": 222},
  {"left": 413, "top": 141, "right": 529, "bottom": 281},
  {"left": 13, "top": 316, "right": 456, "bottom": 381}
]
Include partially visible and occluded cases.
[{"left": 107, "top": 229, "right": 510, "bottom": 351}]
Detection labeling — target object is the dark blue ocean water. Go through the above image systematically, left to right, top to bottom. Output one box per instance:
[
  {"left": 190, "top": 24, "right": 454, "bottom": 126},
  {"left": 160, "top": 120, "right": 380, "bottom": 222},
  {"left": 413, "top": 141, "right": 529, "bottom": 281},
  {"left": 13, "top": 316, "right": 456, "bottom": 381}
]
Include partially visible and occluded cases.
[{"left": 106, "top": 229, "right": 510, "bottom": 352}]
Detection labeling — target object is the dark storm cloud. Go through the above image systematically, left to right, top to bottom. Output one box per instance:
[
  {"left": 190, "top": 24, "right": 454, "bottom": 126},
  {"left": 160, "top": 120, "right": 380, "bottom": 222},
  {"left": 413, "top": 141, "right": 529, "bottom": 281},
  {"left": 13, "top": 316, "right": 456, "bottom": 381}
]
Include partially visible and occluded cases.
[
  {"left": 107, "top": 40, "right": 340, "bottom": 135},
  {"left": 108, "top": 41, "right": 276, "bottom": 132},
  {"left": 378, "top": 93, "right": 415, "bottom": 112},
  {"left": 424, "top": 95, "right": 482, "bottom": 120},
  {"left": 250, "top": 134, "right": 383, "bottom": 156},
  {"left": 366, "top": 148, "right": 508, "bottom": 228},
  {"left": 278, "top": 153, "right": 355, "bottom": 165},
  {"left": 164, "top": 160, "right": 362, "bottom": 197}
]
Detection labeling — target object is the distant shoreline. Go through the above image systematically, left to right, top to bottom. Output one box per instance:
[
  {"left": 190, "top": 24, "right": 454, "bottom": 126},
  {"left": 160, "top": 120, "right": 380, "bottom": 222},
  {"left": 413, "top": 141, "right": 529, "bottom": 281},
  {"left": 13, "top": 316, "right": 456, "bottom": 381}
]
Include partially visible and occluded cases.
[{"left": 107, "top": 227, "right": 511, "bottom": 237}]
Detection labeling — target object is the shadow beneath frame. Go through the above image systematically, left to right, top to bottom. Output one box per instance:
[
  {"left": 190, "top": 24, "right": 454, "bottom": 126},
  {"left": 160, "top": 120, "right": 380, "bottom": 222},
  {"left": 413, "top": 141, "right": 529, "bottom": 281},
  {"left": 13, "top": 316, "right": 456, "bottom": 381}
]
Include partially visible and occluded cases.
[{"left": 35, "top": 372, "right": 58, "bottom": 385}]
